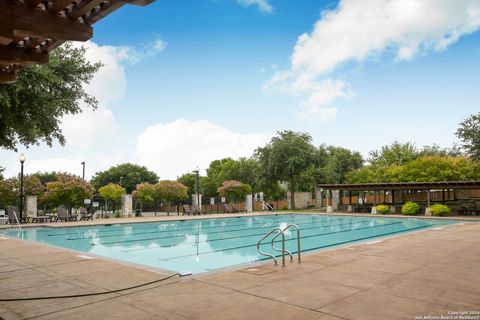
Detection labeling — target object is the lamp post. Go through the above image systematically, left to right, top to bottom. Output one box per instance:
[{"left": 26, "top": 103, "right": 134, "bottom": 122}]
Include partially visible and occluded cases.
[
  {"left": 19, "top": 154, "right": 25, "bottom": 222},
  {"left": 81, "top": 161, "right": 85, "bottom": 180},
  {"left": 193, "top": 166, "right": 200, "bottom": 208},
  {"left": 119, "top": 176, "right": 124, "bottom": 187}
]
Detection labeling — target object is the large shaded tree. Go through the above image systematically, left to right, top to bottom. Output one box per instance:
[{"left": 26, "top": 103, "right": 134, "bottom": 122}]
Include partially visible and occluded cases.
[
  {"left": 0, "top": 43, "right": 102, "bottom": 151},
  {"left": 456, "top": 113, "right": 480, "bottom": 160},
  {"left": 255, "top": 131, "right": 315, "bottom": 209},
  {"left": 90, "top": 163, "right": 159, "bottom": 193}
]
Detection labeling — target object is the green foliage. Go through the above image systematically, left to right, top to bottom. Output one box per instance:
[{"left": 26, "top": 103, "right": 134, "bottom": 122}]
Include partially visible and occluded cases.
[
  {"left": 0, "top": 43, "right": 102, "bottom": 151},
  {"left": 456, "top": 113, "right": 480, "bottom": 160},
  {"left": 255, "top": 130, "right": 316, "bottom": 209},
  {"left": 369, "top": 141, "right": 419, "bottom": 166},
  {"left": 347, "top": 156, "right": 480, "bottom": 183},
  {"left": 91, "top": 163, "right": 159, "bottom": 193},
  {"left": 0, "top": 167, "right": 4, "bottom": 180},
  {"left": 45, "top": 173, "right": 94, "bottom": 209},
  {"left": 177, "top": 173, "right": 196, "bottom": 196},
  {"left": 0, "top": 175, "right": 44, "bottom": 207},
  {"left": 155, "top": 180, "right": 188, "bottom": 203},
  {"left": 217, "top": 180, "right": 252, "bottom": 203},
  {"left": 133, "top": 182, "right": 156, "bottom": 212},
  {"left": 98, "top": 183, "right": 126, "bottom": 213},
  {"left": 402, "top": 201, "right": 421, "bottom": 215},
  {"left": 376, "top": 204, "right": 390, "bottom": 214},
  {"left": 429, "top": 204, "right": 451, "bottom": 216}
]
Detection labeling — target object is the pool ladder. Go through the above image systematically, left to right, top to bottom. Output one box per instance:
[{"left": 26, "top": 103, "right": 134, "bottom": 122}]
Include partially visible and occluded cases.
[{"left": 256, "top": 224, "right": 301, "bottom": 267}]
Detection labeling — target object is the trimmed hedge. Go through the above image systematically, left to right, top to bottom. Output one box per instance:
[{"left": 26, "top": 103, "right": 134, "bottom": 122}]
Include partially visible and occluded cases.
[
  {"left": 402, "top": 201, "right": 420, "bottom": 215},
  {"left": 376, "top": 204, "right": 390, "bottom": 215},
  {"left": 429, "top": 204, "right": 451, "bottom": 216}
]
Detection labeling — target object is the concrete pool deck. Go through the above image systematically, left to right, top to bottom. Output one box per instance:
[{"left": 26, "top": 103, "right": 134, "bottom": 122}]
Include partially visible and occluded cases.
[{"left": 1, "top": 216, "right": 479, "bottom": 319}]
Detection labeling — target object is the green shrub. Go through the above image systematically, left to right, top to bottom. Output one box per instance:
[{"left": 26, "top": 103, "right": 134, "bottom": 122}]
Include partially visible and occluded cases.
[
  {"left": 402, "top": 201, "right": 420, "bottom": 215},
  {"left": 376, "top": 204, "right": 390, "bottom": 214},
  {"left": 429, "top": 204, "right": 451, "bottom": 216}
]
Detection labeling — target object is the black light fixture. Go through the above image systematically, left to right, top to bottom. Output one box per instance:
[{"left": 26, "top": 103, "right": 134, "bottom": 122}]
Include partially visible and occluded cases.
[
  {"left": 19, "top": 154, "right": 25, "bottom": 222},
  {"left": 81, "top": 161, "right": 85, "bottom": 180}
]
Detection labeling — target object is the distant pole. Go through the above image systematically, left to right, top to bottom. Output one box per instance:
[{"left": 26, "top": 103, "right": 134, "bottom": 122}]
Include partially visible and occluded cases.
[
  {"left": 19, "top": 154, "right": 26, "bottom": 222},
  {"left": 81, "top": 161, "right": 85, "bottom": 180},
  {"left": 194, "top": 166, "right": 200, "bottom": 207},
  {"left": 119, "top": 176, "right": 124, "bottom": 187}
]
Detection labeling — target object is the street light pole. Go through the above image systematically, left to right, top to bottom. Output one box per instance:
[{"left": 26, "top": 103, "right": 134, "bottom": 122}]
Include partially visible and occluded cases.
[
  {"left": 19, "top": 154, "right": 25, "bottom": 222},
  {"left": 81, "top": 161, "right": 85, "bottom": 180},
  {"left": 194, "top": 166, "right": 200, "bottom": 208}
]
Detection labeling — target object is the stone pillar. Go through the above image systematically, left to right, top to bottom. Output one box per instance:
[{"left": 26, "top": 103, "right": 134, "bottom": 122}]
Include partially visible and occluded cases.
[
  {"left": 315, "top": 188, "right": 323, "bottom": 208},
  {"left": 332, "top": 190, "right": 340, "bottom": 210},
  {"left": 121, "top": 194, "right": 133, "bottom": 217},
  {"left": 192, "top": 194, "right": 203, "bottom": 207},
  {"left": 245, "top": 194, "right": 253, "bottom": 213},
  {"left": 26, "top": 195, "right": 37, "bottom": 217}
]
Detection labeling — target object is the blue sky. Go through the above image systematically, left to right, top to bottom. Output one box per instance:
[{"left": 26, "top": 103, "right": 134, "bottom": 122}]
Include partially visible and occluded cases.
[{"left": 1, "top": 0, "right": 480, "bottom": 179}]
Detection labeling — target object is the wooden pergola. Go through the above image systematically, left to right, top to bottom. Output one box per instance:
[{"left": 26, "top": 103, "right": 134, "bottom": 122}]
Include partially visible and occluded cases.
[
  {"left": 0, "top": 0, "right": 155, "bottom": 84},
  {"left": 318, "top": 181, "right": 480, "bottom": 212}
]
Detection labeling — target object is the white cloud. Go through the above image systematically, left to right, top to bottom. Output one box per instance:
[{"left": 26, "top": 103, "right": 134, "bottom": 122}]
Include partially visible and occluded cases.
[
  {"left": 235, "top": 0, "right": 273, "bottom": 13},
  {"left": 265, "top": 0, "right": 480, "bottom": 121},
  {"left": 62, "top": 39, "right": 167, "bottom": 150},
  {"left": 136, "top": 119, "right": 270, "bottom": 179}
]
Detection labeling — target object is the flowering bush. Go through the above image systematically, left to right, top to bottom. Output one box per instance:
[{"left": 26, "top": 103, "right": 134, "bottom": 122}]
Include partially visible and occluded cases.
[{"left": 217, "top": 180, "right": 252, "bottom": 202}]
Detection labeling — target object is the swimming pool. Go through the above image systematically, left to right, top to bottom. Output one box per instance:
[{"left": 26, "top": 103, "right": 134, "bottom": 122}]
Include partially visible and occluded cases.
[{"left": 1, "top": 214, "right": 457, "bottom": 273}]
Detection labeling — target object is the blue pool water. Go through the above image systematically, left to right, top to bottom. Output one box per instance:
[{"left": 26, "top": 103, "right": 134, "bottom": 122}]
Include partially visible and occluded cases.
[{"left": 1, "top": 214, "right": 457, "bottom": 273}]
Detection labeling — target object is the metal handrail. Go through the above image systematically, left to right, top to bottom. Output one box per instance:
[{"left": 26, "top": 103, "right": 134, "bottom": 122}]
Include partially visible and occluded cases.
[
  {"left": 257, "top": 224, "right": 302, "bottom": 267},
  {"left": 282, "top": 224, "right": 301, "bottom": 263},
  {"left": 257, "top": 227, "right": 284, "bottom": 265},
  {"left": 271, "top": 232, "right": 293, "bottom": 263}
]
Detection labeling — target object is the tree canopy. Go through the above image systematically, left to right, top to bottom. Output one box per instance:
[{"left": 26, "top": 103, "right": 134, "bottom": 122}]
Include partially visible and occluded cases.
[
  {"left": 0, "top": 43, "right": 102, "bottom": 151},
  {"left": 456, "top": 113, "right": 480, "bottom": 160},
  {"left": 255, "top": 130, "right": 316, "bottom": 209},
  {"left": 91, "top": 163, "right": 159, "bottom": 193},
  {"left": 44, "top": 173, "right": 94, "bottom": 211},
  {"left": 217, "top": 180, "right": 252, "bottom": 203},
  {"left": 98, "top": 183, "right": 126, "bottom": 213}
]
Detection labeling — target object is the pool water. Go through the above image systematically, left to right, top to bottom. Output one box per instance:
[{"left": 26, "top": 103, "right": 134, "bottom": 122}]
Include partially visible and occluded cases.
[{"left": 1, "top": 214, "right": 457, "bottom": 274}]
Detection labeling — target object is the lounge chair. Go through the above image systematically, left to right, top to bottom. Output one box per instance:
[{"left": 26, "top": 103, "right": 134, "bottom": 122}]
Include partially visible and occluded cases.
[
  {"left": 222, "top": 203, "right": 235, "bottom": 213},
  {"left": 182, "top": 204, "right": 192, "bottom": 216},
  {"left": 192, "top": 204, "right": 206, "bottom": 215},
  {"left": 231, "top": 204, "right": 245, "bottom": 213},
  {"left": 6, "top": 206, "right": 27, "bottom": 224},
  {"left": 57, "top": 206, "right": 77, "bottom": 222},
  {"left": 79, "top": 207, "right": 94, "bottom": 221}
]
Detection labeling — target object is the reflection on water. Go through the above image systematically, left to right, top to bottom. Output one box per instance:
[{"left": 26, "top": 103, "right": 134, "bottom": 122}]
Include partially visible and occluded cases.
[{"left": 1, "top": 214, "right": 456, "bottom": 273}]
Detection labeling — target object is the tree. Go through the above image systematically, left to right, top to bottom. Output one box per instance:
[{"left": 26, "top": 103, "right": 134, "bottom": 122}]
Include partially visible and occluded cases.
[
  {"left": 0, "top": 43, "right": 102, "bottom": 151},
  {"left": 456, "top": 113, "right": 480, "bottom": 160},
  {"left": 255, "top": 131, "right": 316, "bottom": 209},
  {"left": 368, "top": 141, "right": 418, "bottom": 166},
  {"left": 91, "top": 163, "right": 159, "bottom": 193},
  {"left": 0, "top": 167, "right": 4, "bottom": 180},
  {"left": 44, "top": 173, "right": 94, "bottom": 212},
  {"left": 177, "top": 173, "right": 196, "bottom": 197},
  {"left": 0, "top": 175, "right": 44, "bottom": 207},
  {"left": 155, "top": 180, "right": 188, "bottom": 214},
  {"left": 217, "top": 180, "right": 252, "bottom": 203},
  {"left": 133, "top": 182, "right": 156, "bottom": 213},
  {"left": 98, "top": 183, "right": 125, "bottom": 214}
]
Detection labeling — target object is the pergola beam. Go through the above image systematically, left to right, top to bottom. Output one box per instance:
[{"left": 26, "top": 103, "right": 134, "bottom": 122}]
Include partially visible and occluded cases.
[
  {"left": 1, "top": 0, "right": 93, "bottom": 42},
  {"left": 0, "top": 45, "right": 49, "bottom": 64},
  {"left": 0, "top": 70, "right": 17, "bottom": 84}
]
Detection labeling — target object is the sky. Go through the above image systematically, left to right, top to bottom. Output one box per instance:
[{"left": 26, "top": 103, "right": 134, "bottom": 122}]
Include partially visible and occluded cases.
[{"left": 2, "top": 0, "right": 480, "bottom": 180}]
